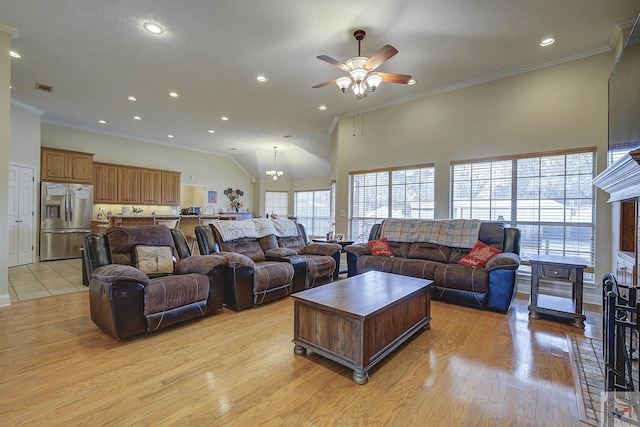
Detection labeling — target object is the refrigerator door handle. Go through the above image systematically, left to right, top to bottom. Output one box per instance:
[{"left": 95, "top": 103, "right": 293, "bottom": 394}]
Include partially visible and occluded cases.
[{"left": 69, "top": 194, "right": 73, "bottom": 223}]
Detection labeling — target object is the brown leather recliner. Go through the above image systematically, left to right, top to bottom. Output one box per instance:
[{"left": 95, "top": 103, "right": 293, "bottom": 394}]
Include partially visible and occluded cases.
[
  {"left": 270, "top": 222, "right": 342, "bottom": 288},
  {"left": 83, "top": 225, "right": 227, "bottom": 339},
  {"left": 194, "top": 225, "right": 295, "bottom": 311}
]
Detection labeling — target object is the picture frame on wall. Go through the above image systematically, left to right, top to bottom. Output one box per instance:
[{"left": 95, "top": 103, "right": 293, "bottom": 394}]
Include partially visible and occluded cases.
[{"left": 208, "top": 191, "right": 217, "bottom": 204}]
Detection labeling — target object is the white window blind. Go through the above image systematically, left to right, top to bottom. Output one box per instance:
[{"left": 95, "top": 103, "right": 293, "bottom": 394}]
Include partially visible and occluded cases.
[
  {"left": 450, "top": 148, "right": 596, "bottom": 269},
  {"left": 349, "top": 165, "right": 435, "bottom": 242},
  {"left": 294, "top": 189, "right": 331, "bottom": 236},
  {"left": 265, "top": 191, "right": 288, "bottom": 217}
]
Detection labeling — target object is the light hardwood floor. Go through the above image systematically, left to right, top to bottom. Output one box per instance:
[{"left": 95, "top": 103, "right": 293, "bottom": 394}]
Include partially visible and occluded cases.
[{"left": 0, "top": 279, "right": 601, "bottom": 426}]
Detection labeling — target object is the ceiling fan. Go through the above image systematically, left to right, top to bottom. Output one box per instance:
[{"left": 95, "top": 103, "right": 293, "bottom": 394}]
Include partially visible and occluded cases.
[{"left": 312, "top": 30, "right": 412, "bottom": 99}]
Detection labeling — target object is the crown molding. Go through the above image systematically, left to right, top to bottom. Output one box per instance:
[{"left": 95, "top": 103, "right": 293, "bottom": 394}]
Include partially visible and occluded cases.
[
  {"left": 0, "top": 22, "right": 19, "bottom": 38},
  {"left": 11, "top": 99, "right": 44, "bottom": 115}
]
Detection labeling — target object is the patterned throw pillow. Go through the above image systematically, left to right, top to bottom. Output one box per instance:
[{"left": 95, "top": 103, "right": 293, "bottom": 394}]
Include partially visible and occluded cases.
[
  {"left": 368, "top": 237, "right": 394, "bottom": 257},
  {"left": 457, "top": 240, "right": 501, "bottom": 267},
  {"left": 132, "top": 245, "right": 175, "bottom": 277}
]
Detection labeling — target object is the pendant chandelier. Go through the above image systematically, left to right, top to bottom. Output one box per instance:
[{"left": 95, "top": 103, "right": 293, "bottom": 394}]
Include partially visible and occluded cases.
[{"left": 265, "top": 146, "right": 284, "bottom": 180}]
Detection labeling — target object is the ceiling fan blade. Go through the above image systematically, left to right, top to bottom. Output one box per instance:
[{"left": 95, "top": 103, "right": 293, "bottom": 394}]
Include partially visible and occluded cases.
[
  {"left": 364, "top": 45, "right": 398, "bottom": 71},
  {"left": 317, "top": 55, "right": 351, "bottom": 72},
  {"left": 375, "top": 72, "right": 412, "bottom": 84},
  {"left": 312, "top": 78, "right": 337, "bottom": 89}
]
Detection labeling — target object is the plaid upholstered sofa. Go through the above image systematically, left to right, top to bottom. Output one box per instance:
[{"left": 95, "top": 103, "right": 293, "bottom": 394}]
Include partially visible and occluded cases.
[{"left": 344, "top": 219, "right": 521, "bottom": 313}]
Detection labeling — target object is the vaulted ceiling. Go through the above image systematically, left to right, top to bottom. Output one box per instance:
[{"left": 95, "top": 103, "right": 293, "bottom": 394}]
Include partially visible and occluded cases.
[{"left": 2, "top": 1, "right": 638, "bottom": 178}]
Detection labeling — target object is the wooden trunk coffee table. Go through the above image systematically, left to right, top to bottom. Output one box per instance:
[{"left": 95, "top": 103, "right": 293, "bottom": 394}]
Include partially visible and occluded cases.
[{"left": 292, "top": 271, "right": 433, "bottom": 384}]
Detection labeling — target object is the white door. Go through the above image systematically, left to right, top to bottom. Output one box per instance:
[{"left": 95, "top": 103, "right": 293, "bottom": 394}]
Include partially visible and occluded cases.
[{"left": 8, "top": 164, "right": 35, "bottom": 267}]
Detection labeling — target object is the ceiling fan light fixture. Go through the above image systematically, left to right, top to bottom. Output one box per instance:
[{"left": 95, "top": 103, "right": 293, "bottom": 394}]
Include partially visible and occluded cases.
[
  {"left": 350, "top": 68, "right": 367, "bottom": 82},
  {"left": 366, "top": 74, "right": 382, "bottom": 91},
  {"left": 336, "top": 76, "right": 352, "bottom": 92},
  {"left": 353, "top": 83, "right": 367, "bottom": 96}
]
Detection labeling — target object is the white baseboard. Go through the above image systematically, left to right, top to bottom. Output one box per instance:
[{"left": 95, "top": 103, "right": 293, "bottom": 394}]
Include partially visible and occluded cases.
[{"left": 0, "top": 293, "right": 11, "bottom": 307}]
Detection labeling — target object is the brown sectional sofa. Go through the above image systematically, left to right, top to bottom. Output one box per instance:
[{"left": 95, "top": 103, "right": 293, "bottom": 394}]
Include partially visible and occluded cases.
[
  {"left": 195, "top": 218, "right": 341, "bottom": 311},
  {"left": 344, "top": 219, "right": 521, "bottom": 313}
]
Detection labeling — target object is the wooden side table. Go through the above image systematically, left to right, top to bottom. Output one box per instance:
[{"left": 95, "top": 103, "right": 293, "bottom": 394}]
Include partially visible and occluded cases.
[{"left": 528, "top": 254, "right": 587, "bottom": 328}]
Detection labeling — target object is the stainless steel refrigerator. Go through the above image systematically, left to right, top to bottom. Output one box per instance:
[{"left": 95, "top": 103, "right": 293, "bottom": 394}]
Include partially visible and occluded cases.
[{"left": 40, "top": 182, "right": 94, "bottom": 261}]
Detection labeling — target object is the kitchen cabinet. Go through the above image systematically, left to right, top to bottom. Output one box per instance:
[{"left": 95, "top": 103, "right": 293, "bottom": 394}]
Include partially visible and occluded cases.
[
  {"left": 41, "top": 147, "right": 94, "bottom": 183},
  {"left": 93, "top": 162, "right": 118, "bottom": 204},
  {"left": 117, "top": 166, "right": 140, "bottom": 204},
  {"left": 140, "top": 169, "right": 163, "bottom": 204},
  {"left": 161, "top": 171, "right": 181, "bottom": 205}
]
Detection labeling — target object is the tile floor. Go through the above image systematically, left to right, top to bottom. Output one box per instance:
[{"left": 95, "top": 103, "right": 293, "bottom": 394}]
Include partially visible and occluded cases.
[{"left": 8, "top": 258, "right": 86, "bottom": 303}]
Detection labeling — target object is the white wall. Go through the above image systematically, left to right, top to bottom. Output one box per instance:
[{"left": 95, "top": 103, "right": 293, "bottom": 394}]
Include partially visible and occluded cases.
[
  {"left": 0, "top": 28, "right": 12, "bottom": 306},
  {"left": 333, "top": 52, "right": 613, "bottom": 290},
  {"left": 41, "top": 124, "right": 253, "bottom": 214}
]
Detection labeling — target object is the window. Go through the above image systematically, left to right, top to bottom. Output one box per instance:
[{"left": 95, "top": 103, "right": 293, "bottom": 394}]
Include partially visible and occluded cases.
[
  {"left": 450, "top": 147, "right": 596, "bottom": 269},
  {"left": 349, "top": 164, "right": 435, "bottom": 242},
  {"left": 294, "top": 189, "right": 331, "bottom": 236},
  {"left": 265, "top": 191, "right": 288, "bottom": 217}
]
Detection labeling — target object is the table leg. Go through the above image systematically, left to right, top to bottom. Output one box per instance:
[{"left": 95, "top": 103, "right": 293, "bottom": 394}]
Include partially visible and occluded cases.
[{"left": 353, "top": 370, "right": 369, "bottom": 385}]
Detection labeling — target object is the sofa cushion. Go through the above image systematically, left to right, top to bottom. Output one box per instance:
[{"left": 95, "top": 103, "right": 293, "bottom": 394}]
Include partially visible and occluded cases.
[
  {"left": 107, "top": 225, "right": 177, "bottom": 265},
  {"left": 368, "top": 237, "right": 394, "bottom": 257},
  {"left": 219, "top": 239, "right": 265, "bottom": 263},
  {"left": 457, "top": 240, "right": 501, "bottom": 268},
  {"left": 407, "top": 242, "right": 450, "bottom": 263},
  {"left": 132, "top": 245, "right": 175, "bottom": 277},
  {"left": 356, "top": 255, "right": 404, "bottom": 274},
  {"left": 392, "top": 258, "right": 440, "bottom": 280},
  {"left": 253, "top": 262, "right": 294, "bottom": 292},
  {"left": 434, "top": 264, "right": 490, "bottom": 294},
  {"left": 144, "top": 273, "right": 209, "bottom": 315}
]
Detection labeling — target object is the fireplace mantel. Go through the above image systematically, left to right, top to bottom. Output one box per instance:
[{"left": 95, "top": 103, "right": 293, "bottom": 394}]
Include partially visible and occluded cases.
[{"left": 593, "top": 148, "right": 640, "bottom": 202}]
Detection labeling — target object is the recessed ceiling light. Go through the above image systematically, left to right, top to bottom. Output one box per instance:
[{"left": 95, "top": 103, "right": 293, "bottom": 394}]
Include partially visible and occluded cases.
[
  {"left": 143, "top": 22, "right": 164, "bottom": 35},
  {"left": 539, "top": 38, "right": 555, "bottom": 47},
  {"left": 9, "top": 50, "right": 22, "bottom": 59},
  {"left": 256, "top": 75, "right": 268, "bottom": 82},
  {"left": 408, "top": 79, "right": 416, "bottom": 85},
  {"left": 168, "top": 91, "right": 178, "bottom": 98},
  {"left": 127, "top": 96, "right": 137, "bottom": 101},
  {"left": 318, "top": 105, "right": 327, "bottom": 111},
  {"left": 133, "top": 116, "right": 141, "bottom": 120},
  {"left": 221, "top": 116, "right": 229, "bottom": 121},
  {"left": 98, "top": 120, "right": 106, "bottom": 124},
  {"left": 208, "top": 130, "right": 215, "bottom": 134},
  {"left": 167, "top": 134, "right": 174, "bottom": 138}
]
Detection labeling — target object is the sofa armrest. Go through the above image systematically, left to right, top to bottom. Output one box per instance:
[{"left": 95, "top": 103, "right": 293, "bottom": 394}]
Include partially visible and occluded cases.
[
  {"left": 301, "top": 243, "right": 341, "bottom": 256},
  {"left": 344, "top": 243, "right": 371, "bottom": 257},
  {"left": 265, "top": 247, "right": 299, "bottom": 257},
  {"left": 215, "top": 252, "right": 256, "bottom": 269},
  {"left": 485, "top": 252, "right": 520, "bottom": 271},
  {"left": 175, "top": 254, "right": 227, "bottom": 275},
  {"left": 91, "top": 264, "right": 150, "bottom": 285}
]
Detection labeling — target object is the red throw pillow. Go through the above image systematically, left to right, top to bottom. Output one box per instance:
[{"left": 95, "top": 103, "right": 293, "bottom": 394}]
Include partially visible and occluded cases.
[
  {"left": 368, "top": 237, "right": 394, "bottom": 257},
  {"left": 457, "top": 240, "right": 501, "bottom": 267}
]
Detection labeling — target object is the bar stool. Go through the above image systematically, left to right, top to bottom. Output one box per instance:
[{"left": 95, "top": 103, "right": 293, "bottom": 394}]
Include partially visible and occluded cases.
[{"left": 154, "top": 216, "right": 181, "bottom": 229}]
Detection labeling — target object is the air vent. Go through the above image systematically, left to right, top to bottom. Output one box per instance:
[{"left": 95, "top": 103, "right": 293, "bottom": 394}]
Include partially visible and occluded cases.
[{"left": 35, "top": 83, "right": 53, "bottom": 93}]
